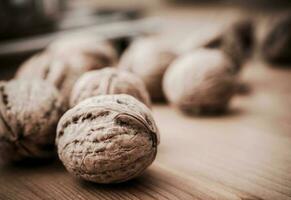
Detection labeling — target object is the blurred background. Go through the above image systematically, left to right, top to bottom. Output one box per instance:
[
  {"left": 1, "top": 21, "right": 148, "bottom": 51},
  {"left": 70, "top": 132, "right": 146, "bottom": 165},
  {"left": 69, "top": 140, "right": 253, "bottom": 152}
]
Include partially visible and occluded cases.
[{"left": 0, "top": 0, "right": 290, "bottom": 79}]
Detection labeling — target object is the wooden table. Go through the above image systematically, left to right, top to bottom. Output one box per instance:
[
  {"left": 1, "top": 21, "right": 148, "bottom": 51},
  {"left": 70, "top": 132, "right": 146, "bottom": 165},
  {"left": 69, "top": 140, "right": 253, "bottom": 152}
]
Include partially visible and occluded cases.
[
  {"left": 1, "top": 5, "right": 291, "bottom": 200},
  {"left": 1, "top": 58, "right": 291, "bottom": 200}
]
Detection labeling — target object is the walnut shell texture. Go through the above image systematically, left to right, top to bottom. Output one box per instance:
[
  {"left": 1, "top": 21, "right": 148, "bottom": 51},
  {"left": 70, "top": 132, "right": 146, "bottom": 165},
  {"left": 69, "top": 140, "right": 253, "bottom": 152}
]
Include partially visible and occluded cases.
[
  {"left": 261, "top": 14, "right": 291, "bottom": 64},
  {"left": 16, "top": 37, "right": 117, "bottom": 102},
  {"left": 119, "top": 37, "right": 176, "bottom": 101},
  {"left": 163, "top": 48, "right": 237, "bottom": 115},
  {"left": 16, "top": 53, "right": 77, "bottom": 102},
  {"left": 70, "top": 68, "right": 151, "bottom": 108},
  {"left": 0, "top": 80, "right": 64, "bottom": 162},
  {"left": 56, "top": 94, "right": 159, "bottom": 183}
]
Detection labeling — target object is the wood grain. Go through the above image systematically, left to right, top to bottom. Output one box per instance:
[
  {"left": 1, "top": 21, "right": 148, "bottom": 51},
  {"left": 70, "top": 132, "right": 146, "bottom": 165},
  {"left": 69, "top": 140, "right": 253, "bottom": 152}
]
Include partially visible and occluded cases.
[
  {"left": 0, "top": 59, "right": 290, "bottom": 200},
  {"left": 154, "top": 59, "right": 291, "bottom": 200},
  {"left": 0, "top": 160, "right": 262, "bottom": 200}
]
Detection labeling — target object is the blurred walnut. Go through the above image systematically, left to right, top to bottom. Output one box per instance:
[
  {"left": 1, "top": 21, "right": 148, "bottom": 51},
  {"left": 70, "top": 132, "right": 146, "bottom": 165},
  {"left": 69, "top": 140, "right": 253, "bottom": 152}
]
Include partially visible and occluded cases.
[
  {"left": 261, "top": 14, "right": 291, "bottom": 64},
  {"left": 179, "top": 19, "right": 254, "bottom": 73},
  {"left": 48, "top": 35, "right": 118, "bottom": 69},
  {"left": 16, "top": 36, "right": 118, "bottom": 102},
  {"left": 119, "top": 37, "right": 176, "bottom": 101},
  {"left": 163, "top": 49, "right": 237, "bottom": 115},
  {"left": 70, "top": 68, "right": 151, "bottom": 107},
  {"left": 0, "top": 80, "right": 64, "bottom": 162},
  {"left": 56, "top": 94, "right": 159, "bottom": 183}
]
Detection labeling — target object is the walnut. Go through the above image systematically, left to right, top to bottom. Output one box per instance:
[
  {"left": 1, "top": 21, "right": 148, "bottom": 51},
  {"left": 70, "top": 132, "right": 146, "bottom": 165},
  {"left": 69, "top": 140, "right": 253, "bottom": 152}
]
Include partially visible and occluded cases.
[
  {"left": 261, "top": 14, "right": 291, "bottom": 64},
  {"left": 178, "top": 19, "right": 254, "bottom": 73},
  {"left": 48, "top": 35, "right": 118, "bottom": 69},
  {"left": 16, "top": 37, "right": 118, "bottom": 102},
  {"left": 119, "top": 37, "right": 176, "bottom": 101},
  {"left": 163, "top": 48, "right": 237, "bottom": 115},
  {"left": 16, "top": 53, "right": 77, "bottom": 103},
  {"left": 70, "top": 68, "right": 151, "bottom": 108},
  {"left": 0, "top": 79, "right": 64, "bottom": 162},
  {"left": 56, "top": 94, "right": 159, "bottom": 183}
]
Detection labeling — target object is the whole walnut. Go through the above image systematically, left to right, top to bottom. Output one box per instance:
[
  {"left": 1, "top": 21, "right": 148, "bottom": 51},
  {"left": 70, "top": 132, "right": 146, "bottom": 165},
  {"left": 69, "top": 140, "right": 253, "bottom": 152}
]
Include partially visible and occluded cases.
[
  {"left": 261, "top": 14, "right": 291, "bottom": 64},
  {"left": 178, "top": 19, "right": 254, "bottom": 73},
  {"left": 48, "top": 35, "right": 118, "bottom": 69},
  {"left": 16, "top": 37, "right": 118, "bottom": 102},
  {"left": 119, "top": 37, "right": 176, "bottom": 101},
  {"left": 163, "top": 48, "right": 237, "bottom": 115},
  {"left": 16, "top": 53, "right": 77, "bottom": 102},
  {"left": 70, "top": 68, "right": 151, "bottom": 107},
  {"left": 0, "top": 79, "right": 64, "bottom": 162},
  {"left": 56, "top": 94, "right": 159, "bottom": 183}
]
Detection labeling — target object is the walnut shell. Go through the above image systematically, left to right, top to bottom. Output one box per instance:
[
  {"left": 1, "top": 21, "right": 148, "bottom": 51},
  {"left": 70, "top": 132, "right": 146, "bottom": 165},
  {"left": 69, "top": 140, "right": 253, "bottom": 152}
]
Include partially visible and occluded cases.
[
  {"left": 261, "top": 14, "right": 291, "bottom": 64},
  {"left": 178, "top": 19, "right": 254, "bottom": 73},
  {"left": 48, "top": 35, "right": 118, "bottom": 70},
  {"left": 16, "top": 37, "right": 117, "bottom": 102},
  {"left": 119, "top": 38, "right": 176, "bottom": 101},
  {"left": 163, "top": 48, "right": 237, "bottom": 115},
  {"left": 16, "top": 53, "right": 77, "bottom": 102},
  {"left": 70, "top": 68, "right": 151, "bottom": 108},
  {"left": 0, "top": 80, "right": 64, "bottom": 162},
  {"left": 56, "top": 94, "right": 159, "bottom": 183}
]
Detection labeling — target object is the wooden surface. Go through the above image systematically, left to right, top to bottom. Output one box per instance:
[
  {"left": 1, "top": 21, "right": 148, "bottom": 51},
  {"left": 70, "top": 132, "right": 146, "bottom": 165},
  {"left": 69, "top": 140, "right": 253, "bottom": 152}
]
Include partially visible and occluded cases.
[
  {"left": 1, "top": 5, "right": 291, "bottom": 200},
  {"left": 1, "top": 59, "right": 291, "bottom": 200},
  {"left": 155, "top": 59, "right": 291, "bottom": 200}
]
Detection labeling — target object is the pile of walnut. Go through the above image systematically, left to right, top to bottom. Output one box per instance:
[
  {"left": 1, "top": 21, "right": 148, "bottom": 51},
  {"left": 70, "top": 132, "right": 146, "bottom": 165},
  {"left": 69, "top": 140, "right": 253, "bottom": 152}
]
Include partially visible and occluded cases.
[{"left": 1, "top": 14, "right": 289, "bottom": 183}]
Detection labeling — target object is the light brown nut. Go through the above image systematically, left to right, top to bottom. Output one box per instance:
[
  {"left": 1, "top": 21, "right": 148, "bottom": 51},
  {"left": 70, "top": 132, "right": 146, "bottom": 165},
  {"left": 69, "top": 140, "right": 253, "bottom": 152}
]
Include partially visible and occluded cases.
[
  {"left": 178, "top": 19, "right": 254, "bottom": 73},
  {"left": 48, "top": 35, "right": 118, "bottom": 70},
  {"left": 16, "top": 37, "right": 118, "bottom": 103},
  {"left": 119, "top": 37, "right": 176, "bottom": 101},
  {"left": 163, "top": 48, "right": 237, "bottom": 115},
  {"left": 16, "top": 53, "right": 78, "bottom": 102},
  {"left": 70, "top": 68, "right": 151, "bottom": 108},
  {"left": 0, "top": 79, "right": 65, "bottom": 162},
  {"left": 56, "top": 94, "right": 159, "bottom": 184}
]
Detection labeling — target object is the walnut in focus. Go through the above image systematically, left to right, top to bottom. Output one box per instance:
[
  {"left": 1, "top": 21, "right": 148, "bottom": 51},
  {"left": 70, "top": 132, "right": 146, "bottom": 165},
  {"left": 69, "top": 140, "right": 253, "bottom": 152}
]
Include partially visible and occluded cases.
[
  {"left": 261, "top": 14, "right": 291, "bottom": 65},
  {"left": 119, "top": 37, "right": 176, "bottom": 101},
  {"left": 163, "top": 49, "right": 237, "bottom": 115},
  {"left": 70, "top": 68, "right": 151, "bottom": 107},
  {"left": 0, "top": 80, "right": 64, "bottom": 162},
  {"left": 56, "top": 94, "right": 159, "bottom": 183}
]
